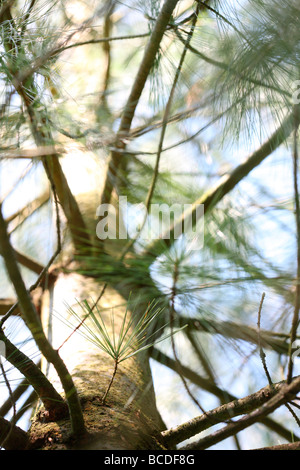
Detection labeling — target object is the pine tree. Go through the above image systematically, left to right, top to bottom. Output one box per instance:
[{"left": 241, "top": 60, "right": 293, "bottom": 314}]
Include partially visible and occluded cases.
[{"left": 0, "top": 0, "right": 300, "bottom": 450}]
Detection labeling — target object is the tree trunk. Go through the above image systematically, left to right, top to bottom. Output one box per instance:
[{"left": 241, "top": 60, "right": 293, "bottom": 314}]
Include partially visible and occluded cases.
[{"left": 28, "top": 272, "right": 167, "bottom": 450}]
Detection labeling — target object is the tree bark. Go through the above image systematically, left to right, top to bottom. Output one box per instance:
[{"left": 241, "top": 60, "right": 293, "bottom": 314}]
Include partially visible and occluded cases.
[{"left": 28, "top": 273, "right": 166, "bottom": 450}]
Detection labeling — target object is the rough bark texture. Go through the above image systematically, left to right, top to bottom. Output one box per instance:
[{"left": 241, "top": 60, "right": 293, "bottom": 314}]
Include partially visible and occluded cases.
[{"left": 28, "top": 273, "right": 167, "bottom": 450}]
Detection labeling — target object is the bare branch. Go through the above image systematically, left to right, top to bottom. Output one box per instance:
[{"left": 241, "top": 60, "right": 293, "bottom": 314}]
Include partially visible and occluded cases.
[
  {"left": 152, "top": 347, "right": 296, "bottom": 444},
  {"left": 182, "top": 375, "right": 300, "bottom": 450},
  {"left": 162, "top": 377, "right": 296, "bottom": 447},
  {"left": 253, "top": 442, "right": 300, "bottom": 450}
]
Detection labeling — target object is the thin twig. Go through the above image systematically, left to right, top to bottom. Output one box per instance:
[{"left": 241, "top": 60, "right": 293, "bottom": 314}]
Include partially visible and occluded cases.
[
  {"left": 99, "top": 1, "right": 115, "bottom": 109},
  {"left": 52, "top": 33, "right": 150, "bottom": 57},
  {"left": 287, "top": 119, "right": 300, "bottom": 384},
  {"left": 170, "top": 258, "right": 206, "bottom": 414},
  {"left": 257, "top": 292, "right": 273, "bottom": 385},
  {"left": 256, "top": 293, "right": 299, "bottom": 426},
  {"left": 101, "top": 359, "right": 118, "bottom": 405}
]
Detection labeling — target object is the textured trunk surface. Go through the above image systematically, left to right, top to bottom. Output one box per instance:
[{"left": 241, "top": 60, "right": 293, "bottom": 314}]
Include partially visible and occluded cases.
[{"left": 28, "top": 272, "right": 166, "bottom": 450}]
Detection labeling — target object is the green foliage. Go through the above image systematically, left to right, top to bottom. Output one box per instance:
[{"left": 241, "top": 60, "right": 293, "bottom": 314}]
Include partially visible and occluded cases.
[
  {"left": 61, "top": 297, "right": 186, "bottom": 403},
  {"left": 64, "top": 299, "right": 168, "bottom": 362}
]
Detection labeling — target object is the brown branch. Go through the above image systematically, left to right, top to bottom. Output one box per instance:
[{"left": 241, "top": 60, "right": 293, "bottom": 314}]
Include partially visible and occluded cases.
[
  {"left": 152, "top": 347, "right": 296, "bottom": 444},
  {"left": 182, "top": 375, "right": 300, "bottom": 450},
  {"left": 162, "top": 378, "right": 295, "bottom": 447},
  {"left": 0, "top": 416, "right": 28, "bottom": 450},
  {"left": 252, "top": 442, "right": 300, "bottom": 450}
]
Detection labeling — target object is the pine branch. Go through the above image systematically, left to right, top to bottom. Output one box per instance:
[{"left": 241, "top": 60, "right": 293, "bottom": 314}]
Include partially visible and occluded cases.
[
  {"left": 0, "top": 0, "right": 15, "bottom": 24},
  {"left": 99, "top": 0, "right": 181, "bottom": 207},
  {"left": 0, "top": 4, "right": 91, "bottom": 255},
  {"left": 120, "top": 4, "right": 200, "bottom": 258},
  {"left": 174, "top": 29, "right": 292, "bottom": 99},
  {"left": 52, "top": 34, "right": 150, "bottom": 57},
  {"left": 144, "top": 105, "right": 300, "bottom": 256},
  {"left": 0, "top": 204, "right": 86, "bottom": 437},
  {"left": 182, "top": 316, "right": 292, "bottom": 355},
  {"left": 152, "top": 347, "right": 296, "bottom": 444},
  {"left": 0, "top": 359, "right": 16, "bottom": 449},
  {"left": 182, "top": 375, "right": 300, "bottom": 450},
  {"left": 162, "top": 377, "right": 297, "bottom": 447}
]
